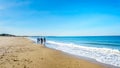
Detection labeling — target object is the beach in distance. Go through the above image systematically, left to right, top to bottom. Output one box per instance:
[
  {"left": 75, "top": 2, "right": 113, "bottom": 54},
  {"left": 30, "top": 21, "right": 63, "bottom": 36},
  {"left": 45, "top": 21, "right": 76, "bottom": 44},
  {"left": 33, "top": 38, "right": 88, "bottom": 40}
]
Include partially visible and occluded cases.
[{"left": 0, "top": 37, "right": 109, "bottom": 68}]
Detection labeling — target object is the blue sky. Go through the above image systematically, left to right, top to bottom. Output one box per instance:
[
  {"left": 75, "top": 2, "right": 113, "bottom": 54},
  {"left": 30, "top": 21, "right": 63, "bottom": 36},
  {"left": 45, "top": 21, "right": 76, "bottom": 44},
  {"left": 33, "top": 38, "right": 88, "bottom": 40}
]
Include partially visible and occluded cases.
[{"left": 0, "top": 0, "right": 120, "bottom": 36}]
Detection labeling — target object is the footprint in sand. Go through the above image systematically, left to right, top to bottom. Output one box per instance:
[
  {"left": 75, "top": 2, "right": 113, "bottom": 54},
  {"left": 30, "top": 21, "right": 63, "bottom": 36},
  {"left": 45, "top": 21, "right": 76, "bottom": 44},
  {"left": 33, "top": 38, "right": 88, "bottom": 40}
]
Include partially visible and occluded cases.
[{"left": 40, "top": 57, "right": 44, "bottom": 60}]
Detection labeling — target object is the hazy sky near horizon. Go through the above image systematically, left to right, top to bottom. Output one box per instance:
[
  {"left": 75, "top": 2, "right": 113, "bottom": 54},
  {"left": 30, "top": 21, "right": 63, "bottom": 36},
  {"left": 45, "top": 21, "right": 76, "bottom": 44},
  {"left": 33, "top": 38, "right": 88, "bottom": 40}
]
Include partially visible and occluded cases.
[{"left": 0, "top": 0, "right": 120, "bottom": 36}]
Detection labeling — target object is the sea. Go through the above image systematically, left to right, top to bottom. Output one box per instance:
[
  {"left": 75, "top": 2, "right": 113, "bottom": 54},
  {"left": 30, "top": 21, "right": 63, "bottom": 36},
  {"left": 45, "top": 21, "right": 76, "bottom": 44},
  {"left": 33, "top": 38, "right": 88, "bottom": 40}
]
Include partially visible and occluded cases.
[{"left": 29, "top": 36, "right": 120, "bottom": 67}]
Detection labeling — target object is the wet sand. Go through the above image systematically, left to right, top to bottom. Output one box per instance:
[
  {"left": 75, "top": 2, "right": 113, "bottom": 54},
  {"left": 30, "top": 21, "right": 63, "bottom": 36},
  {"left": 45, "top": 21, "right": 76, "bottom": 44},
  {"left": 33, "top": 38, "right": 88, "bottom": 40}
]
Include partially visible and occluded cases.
[{"left": 0, "top": 37, "right": 107, "bottom": 68}]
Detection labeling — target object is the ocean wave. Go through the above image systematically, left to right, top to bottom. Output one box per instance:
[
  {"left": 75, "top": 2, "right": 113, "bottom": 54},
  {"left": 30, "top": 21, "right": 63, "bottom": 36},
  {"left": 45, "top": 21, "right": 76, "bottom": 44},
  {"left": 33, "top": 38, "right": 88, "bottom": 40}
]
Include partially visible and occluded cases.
[
  {"left": 46, "top": 40, "right": 120, "bottom": 67},
  {"left": 84, "top": 42, "right": 120, "bottom": 46}
]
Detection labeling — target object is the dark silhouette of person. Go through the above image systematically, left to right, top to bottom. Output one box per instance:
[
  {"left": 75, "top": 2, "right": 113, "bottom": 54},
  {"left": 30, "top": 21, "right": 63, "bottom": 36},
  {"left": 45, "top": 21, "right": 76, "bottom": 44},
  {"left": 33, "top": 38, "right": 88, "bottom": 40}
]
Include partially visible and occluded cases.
[
  {"left": 43, "top": 37, "right": 46, "bottom": 45},
  {"left": 37, "top": 38, "right": 40, "bottom": 44},
  {"left": 40, "top": 38, "right": 43, "bottom": 44}
]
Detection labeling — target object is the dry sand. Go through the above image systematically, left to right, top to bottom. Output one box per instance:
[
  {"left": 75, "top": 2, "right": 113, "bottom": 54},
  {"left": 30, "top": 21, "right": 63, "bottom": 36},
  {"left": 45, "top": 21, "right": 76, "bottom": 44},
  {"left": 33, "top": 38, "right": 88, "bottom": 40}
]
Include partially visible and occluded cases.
[{"left": 0, "top": 37, "right": 107, "bottom": 68}]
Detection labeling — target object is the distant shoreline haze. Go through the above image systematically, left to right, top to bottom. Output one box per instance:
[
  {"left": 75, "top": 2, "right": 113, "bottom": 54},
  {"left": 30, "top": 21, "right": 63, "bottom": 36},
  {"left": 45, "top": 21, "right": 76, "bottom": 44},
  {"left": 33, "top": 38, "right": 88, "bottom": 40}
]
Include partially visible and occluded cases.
[{"left": 0, "top": 33, "right": 120, "bottom": 37}]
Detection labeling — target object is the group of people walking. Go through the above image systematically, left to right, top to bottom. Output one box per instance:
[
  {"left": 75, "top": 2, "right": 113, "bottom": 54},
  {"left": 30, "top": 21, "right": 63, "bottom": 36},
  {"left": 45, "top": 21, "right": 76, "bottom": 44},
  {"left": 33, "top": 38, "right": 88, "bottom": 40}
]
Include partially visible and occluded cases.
[{"left": 37, "top": 37, "right": 46, "bottom": 45}]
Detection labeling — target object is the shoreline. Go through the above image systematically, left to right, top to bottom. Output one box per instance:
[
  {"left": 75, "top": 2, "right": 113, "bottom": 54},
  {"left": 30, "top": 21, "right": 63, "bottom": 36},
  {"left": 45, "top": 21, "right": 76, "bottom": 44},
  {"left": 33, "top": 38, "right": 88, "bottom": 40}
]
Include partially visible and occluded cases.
[
  {"left": 0, "top": 37, "right": 109, "bottom": 68},
  {"left": 26, "top": 37, "right": 119, "bottom": 68},
  {"left": 29, "top": 37, "right": 115, "bottom": 68},
  {"left": 43, "top": 37, "right": 120, "bottom": 68},
  {"left": 46, "top": 46, "right": 119, "bottom": 68},
  {"left": 63, "top": 52, "right": 119, "bottom": 68}
]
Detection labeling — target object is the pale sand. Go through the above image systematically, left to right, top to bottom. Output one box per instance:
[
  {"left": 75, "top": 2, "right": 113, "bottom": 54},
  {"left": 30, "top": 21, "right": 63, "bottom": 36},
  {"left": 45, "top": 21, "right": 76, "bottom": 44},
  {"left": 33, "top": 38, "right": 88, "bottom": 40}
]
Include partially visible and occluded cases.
[{"left": 0, "top": 37, "right": 107, "bottom": 68}]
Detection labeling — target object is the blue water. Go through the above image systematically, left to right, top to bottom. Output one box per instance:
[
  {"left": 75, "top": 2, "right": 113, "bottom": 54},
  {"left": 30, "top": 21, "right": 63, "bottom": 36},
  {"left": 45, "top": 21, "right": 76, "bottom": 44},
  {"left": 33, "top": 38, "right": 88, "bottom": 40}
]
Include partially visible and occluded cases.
[
  {"left": 29, "top": 36, "right": 120, "bottom": 67},
  {"left": 46, "top": 36, "right": 120, "bottom": 50}
]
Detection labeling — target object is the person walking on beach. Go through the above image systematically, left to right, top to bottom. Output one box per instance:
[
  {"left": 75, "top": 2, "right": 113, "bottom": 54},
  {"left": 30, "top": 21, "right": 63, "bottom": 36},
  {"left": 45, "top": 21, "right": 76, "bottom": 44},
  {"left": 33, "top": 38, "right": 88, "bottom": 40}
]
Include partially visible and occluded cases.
[
  {"left": 43, "top": 37, "right": 46, "bottom": 45},
  {"left": 37, "top": 38, "right": 40, "bottom": 44},
  {"left": 40, "top": 38, "right": 43, "bottom": 45}
]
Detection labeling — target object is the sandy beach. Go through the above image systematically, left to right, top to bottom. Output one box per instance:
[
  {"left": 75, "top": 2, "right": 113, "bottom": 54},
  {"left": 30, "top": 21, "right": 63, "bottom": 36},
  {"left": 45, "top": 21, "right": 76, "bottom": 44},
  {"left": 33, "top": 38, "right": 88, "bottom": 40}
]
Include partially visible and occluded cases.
[{"left": 0, "top": 37, "right": 107, "bottom": 68}]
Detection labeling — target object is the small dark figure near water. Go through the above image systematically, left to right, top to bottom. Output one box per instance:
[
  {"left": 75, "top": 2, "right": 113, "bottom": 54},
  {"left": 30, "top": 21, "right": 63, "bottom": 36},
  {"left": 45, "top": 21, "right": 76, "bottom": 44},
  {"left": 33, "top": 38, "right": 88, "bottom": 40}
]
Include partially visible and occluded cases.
[
  {"left": 37, "top": 37, "right": 46, "bottom": 45},
  {"left": 43, "top": 37, "right": 46, "bottom": 45},
  {"left": 37, "top": 38, "right": 40, "bottom": 44},
  {"left": 40, "top": 38, "right": 43, "bottom": 44}
]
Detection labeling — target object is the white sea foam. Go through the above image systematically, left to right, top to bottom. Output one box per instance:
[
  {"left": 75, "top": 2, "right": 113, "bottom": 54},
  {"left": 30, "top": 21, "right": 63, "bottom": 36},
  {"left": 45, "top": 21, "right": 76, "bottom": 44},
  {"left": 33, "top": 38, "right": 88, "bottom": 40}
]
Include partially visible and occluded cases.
[{"left": 46, "top": 40, "right": 120, "bottom": 67}]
